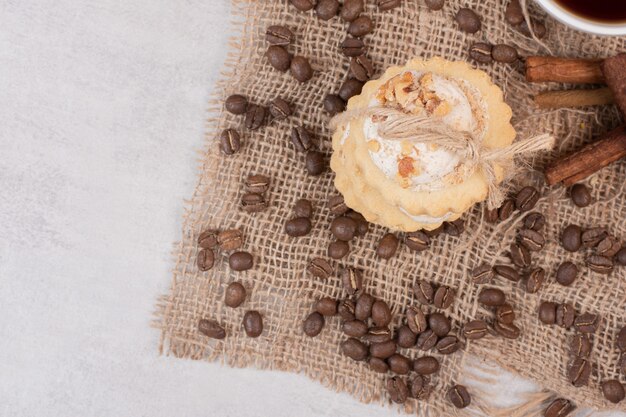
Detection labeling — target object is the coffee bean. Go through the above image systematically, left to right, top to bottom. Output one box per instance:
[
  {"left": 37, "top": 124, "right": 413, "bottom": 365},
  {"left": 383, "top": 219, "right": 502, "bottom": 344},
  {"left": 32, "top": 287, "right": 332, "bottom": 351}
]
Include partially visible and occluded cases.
[
  {"left": 290, "top": 0, "right": 316, "bottom": 11},
  {"left": 316, "top": 0, "right": 339, "bottom": 20},
  {"left": 341, "top": 0, "right": 364, "bottom": 21},
  {"left": 378, "top": 0, "right": 401, "bottom": 11},
  {"left": 425, "top": 0, "right": 445, "bottom": 11},
  {"left": 505, "top": 0, "right": 524, "bottom": 24},
  {"left": 455, "top": 8, "right": 481, "bottom": 33},
  {"left": 348, "top": 15, "right": 374, "bottom": 37},
  {"left": 516, "top": 19, "right": 547, "bottom": 38},
  {"left": 265, "top": 25, "right": 294, "bottom": 46},
  {"left": 340, "top": 37, "right": 367, "bottom": 57},
  {"left": 469, "top": 42, "right": 493, "bottom": 64},
  {"left": 492, "top": 44, "right": 518, "bottom": 63},
  {"left": 266, "top": 45, "right": 291, "bottom": 72},
  {"left": 350, "top": 55, "right": 374, "bottom": 81},
  {"left": 290, "top": 56, "right": 313, "bottom": 83},
  {"left": 338, "top": 78, "right": 364, "bottom": 102},
  {"left": 224, "top": 94, "right": 248, "bottom": 115},
  {"left": 323, "top": 94, "right": 346, "bottom": 116},
  {"left": 269, "top": 97, "right": 292, "bottom": 120},
  {"left": 245, "top": 104, "right": 268, "bottom": 130},
  {"left": 290, "top": 126, "right": 315, "bottom": 153},
  {"left": 220, "top": 129, "right": 241, "bottom": 155},
  {"left": 305, "top": 151, "right": 326, "bottom": 176},
  {"left": 245, "top": 174, "right": 270, "bottom": 194},
  {"left": 570, "top": 183, "right": 593, "bottom": 207},
  {"left": 515, "top": 186, "right": 539, "bottom": 211},
  {"left": 241, "top": 193, "right": 267, "bottom": 213},
  {"left": 327, "top": 196, "right": 347, "bottom": 217},
  {"left": 293, "top": 198, "right": 313, "bottom": 218},
  {"left": 499, "top": 198, "right": 515, "bottom": 220},
  {"left": 484, "top": 206, "right": 499, "bottom": 223},
  {"left": 524, "top": 212, "right": 545, "bottom": 231},
  {"left": 349, "top": 213, "right": 370, "bottom": 236},
  {"left": 331, "top": 216, "right": 357, "bottom": 241},
  {"left": 284, "top": 217, "right": 312, "bottom": 237},
  {"left": 444, "top": 219, "right": 465, "bottom": 236},
  {"left": 424, "top": 224, "right": 444, "bottom": 237},
  {"left": 561, "top": 224, "right": 582, "bottom": 252},
  {"left": 582, "top": 227, "right": 608, "bottom": 248},
  {"left": 218, "top": 229, "right": 243, "bottom": 250},
  {"left": 519, "top": 229, "right": 545, "bottom": 251},
  {"left": 198, "top": 230, "right": 219, "bottom": 249},
  {"left": 404, "top": 231, "right": 430, "bottom": 252},
  {"left": 376, "top": 233, "right": 399, "bottom": 259},
  {"left": 597, "top": 236, "right": 622, "bottom": 257},
  {"left": 328, "top": 240, "right": 350, "bottom": 259},
  {"left": 509, "top": 242, "right": 531, "bottom": 268},
  {"left": 618, "top": 247, "right": 626, "bottom": 266},
  {"left": 197, "top": 249, "right": 214, "bottom": 271},
  {"left": 229, "top": 251, "right": 253, "bottom": 271},
  {"left": 587, "top": 255, "right": 614, "bottom": 274},
  {"left": 307, "top": 257, "right": 333, "bottom": 279},
  {"left": 555, "top": 262, "right": 578, "bottom": 286},
  {"left": 471, "top": 263, "right": 493, "bottom": 284},
  {"left": 494, "top": 265, "right": 520, "bottom": 282},
  {"left": 341, "top": 267, "right": 363, "bottom": 295},
  {"left": 525, "top": 267, "right": 545, "bottom": 293},
  {"left": 413, "top": 280, "right": 435, "bottom": 304},
  {"left": 224, "top": 282, "right": 246, "bottom": 308},
  {"left": 433, "top": 286, "right": 455, "bottom": 309},
  {"left": 478, "top": 288, "right": 506, "bottom": 306},
  {"left": 355, "top": 292, "right": 374, "bottom": 321},
  {"left": 315, "top": 297, "right": 338, "bottom": 316},
  {"left": 338, "top": 299, "right": 356, "bottom": 321},
  {"left": 372, "top": 299, "right": 392, "bottom": 327},
  {"left": 538, "top": 301, "right": 557, "bottom": 325},
  {"left": 496, "top": 303, "right": 515, "bottom": 324},
  {"left": 556, "top": 303, "right": 575, "bottom": 328},
  {"left": 406, "top": 306, "right": 428, "bottom": 334},
  {"left": 243, "top": 310, "right": 263, "bottom": 337},
  {"left": 303, "top": 312, "right": 325, "bottom": 337},
  {"left": 429, "top": 313, "right": 451, "bottom": 337},
  {"left": 574, "top": 313, "right": 601, "bottom": 333},
  {"left": 198, "top": 319, "right": 226, "bottom": 339},
  {"left": 342, "top": 319, "right": 368, "bottom": 337},
  {"left": 463, "top": 319, "right": 488, "bottom": 340},
  {"left": 494, "top": 320, "right": 521, "bottom": 339},
  {"left": 396, "top": 325, "right": 417, "bottom": 348},
  {"left": 364, "top": 326, "right": 392, "bottom": 343},
  {"left": 617, "top": 326, "right": 626, "bottom": 352},
  {"left": 416, "top": 329, "right": 438, "bottom": 351},
  {"left": 570, "top": 333, "right": 591, "bottom": 358},
  {"left": 436, "top": 335, "right": 462, "bottom": 354},
  {"left": 341, "top": 337, "right": 368, "bottom": 361},
  {"left": 370, "top": 340, "right": 397, "bottom": 359},
  {"left": 388, "top": 353, "right": 412, "bottom": 375},
  {"left": 413, "top": 356, "right": 440, "bottom": 374},
  {"left": 369, "top": 357, "right": 389, "bottom": 373},
  {"left": 568, "top": 357, "right": 591, "bottom": 387},
  {"left": 410, "top": 375, "right": 432, "bottom": 400},
  {"left": 387, "top": 377, "right": 409, "bottom": 404},
  {"left": 602, "top": 380, "right": 625, "bottom": 404},
  {"left": 448, "top": 384, "right": 471, "bottom": 409},
  {"left": 544, "top": 398, "right": 574, "bottom": 417}
]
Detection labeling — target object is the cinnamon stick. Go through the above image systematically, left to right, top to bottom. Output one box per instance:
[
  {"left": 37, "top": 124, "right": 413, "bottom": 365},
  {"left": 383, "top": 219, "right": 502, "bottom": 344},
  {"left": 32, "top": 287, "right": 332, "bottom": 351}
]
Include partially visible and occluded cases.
[
  {"left": 526, "top": 56, "right": 605, "bottom": 84},
  {"left": 534, "top": 88, "right": 614, "bottom": 109},
  {"left": 545, "top": 125, "right": 626, "bottom": 185}
]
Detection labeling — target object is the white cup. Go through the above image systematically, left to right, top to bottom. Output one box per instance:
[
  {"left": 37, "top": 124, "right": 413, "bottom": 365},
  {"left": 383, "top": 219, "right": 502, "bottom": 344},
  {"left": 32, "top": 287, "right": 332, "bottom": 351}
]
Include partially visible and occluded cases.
[{"left": 535, "top": 0, "right": 626, "bottom": 36}]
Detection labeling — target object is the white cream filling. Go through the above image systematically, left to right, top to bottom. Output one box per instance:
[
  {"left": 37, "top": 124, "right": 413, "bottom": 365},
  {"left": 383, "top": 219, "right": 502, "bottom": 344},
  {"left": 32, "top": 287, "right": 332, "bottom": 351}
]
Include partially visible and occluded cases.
[{"left": 398, "top": 207, "right": 454, "bottom": 224}]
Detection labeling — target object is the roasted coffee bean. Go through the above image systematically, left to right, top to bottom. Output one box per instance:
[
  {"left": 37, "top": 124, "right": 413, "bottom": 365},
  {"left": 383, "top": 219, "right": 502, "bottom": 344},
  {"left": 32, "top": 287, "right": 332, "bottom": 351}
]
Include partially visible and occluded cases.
[
  {"left": 290, "top": 0, "right": 316, "bottom": 11},
  {"left": 316, "top": 0, "right": 339, "bottom": 20},
  {"left": 341, "top": 0, "right": 364, "bottom": 21},
  {"left": 378, "top": 0, "right": 402, "bottom": 11},
  {"left": 425, "top": 0, "right": 445, "bottom": 11},
  {"left": 505, "top": 0, "right": 524, "bottom": 24},
  {"left": 455, "top": 8, "right": 481, "bottom": 33},
  {"left": 348, "top": 15, "right": 374, "bottom": 37},
  {"left": 516, "top": 19, "right": 547, "bottom": 38},
  {"left": 266, "top": 25, "right": 294, "bottom": 46},
  {"left": 340, "top": 37, "right": 367, "bottom": 57},
  {"left": 469, "top": 42, "right": 493, "bottom": 64},
  {"left": 492, "top": 44, "right": 518, "bottom": 63},
  {"left": 266, "top": 45, "right": 291, "bottom": 72},
  {"left": 350, "top": 55, "right": 374, "bottom": 81},
  {"left": 290, "top": 56, "right": 313, "bottom": 82},
  {"left": 338, "top": 78, "right": 364, "bottom": 102},
  {"left": 224, "top": 94, "right": 248, "bottom": 115},
  {"left": 323, "top": 94, "right": 346, "bottom": 116},
  {"left": 269, "top": 97, "right": 292, "bottom": 120},
  {"left": 245, "top": 104, "right": 268, "bottom": 130},
  {"left": 290, "top": 126, "right": 314, "bottom": 153},
  {"left": 220, "top": 129, "right": 241, "bottom": 155},
  {"left": 305, "top": 150, "right": 326, "bottom": 176},
  {"left": 245, "top": 174, "right": 270, "bottom": 194},
  {"left": 570, "top": 183, "right": 593, "bottom": 207},
  {"left": 515, "top": 186, "right": 539, "bottom": 211},
  {"left": 241, "top": 193, "right": 267, "bottom": 213},
  {"left": 328, "top": 194, "right": 348, "bottom": 215},
  {"left": 293, "top": 198, "right": 313, "bottom": 218},
  {"left": 498, "top": 198, "right": 515, "bottom": 221},
  {"left": 484, "top": 206, "right": 499, "bottom": 223},
  {"left": 347, "top": 212, "right": 370, "bottom": 237},
  {"left": 524, "top": 212, "right": 545, "bottom": 231},
  {"left": 331, "top": 216, "right": 357, "bottom": 241},
  {"left": 284, "top": 217, "right": 312, "bottom": 237},
  {"left": 444, "top": 219, "right": 465, "bottom": 236},
  {"left": 424, "top": 224, "right": 444, "bottom": 237},
  {"left": 561, "top": 224, "right": 582, "bottom": 252},
  {"left": 581, "top": 227, "right": 608, "bottom": 248},
  {"left": 218, "top": 229, "right": 243, "bottom": 250},
  {"left": 518, "top": 229, "right": 545, "bottom": 251},
  {"left": 198, "top": 230, "right": 219, "bottom": 249},
  {"left": 405, "top": 231, "right": 430, "bottom": 251},
  {"left": 377, "top": 233, "right": 399, "bottom": 259},
  {"left": 597, "top": 236, "right": 622, "bottom": 257},
  {"left": 328, "top": 240, "right": 350, "bottom": 259},
  {"left": 509, "top": 242, "right": 531, "bottom": 268},
  {"left": 616, "top": 247, "right": 626, "bottom": 266},
  {"left": 197, "top": 249, "right": 214, "bottom": 271},
  {"left": 229, "top": 251, "right": 253, "bottom": 271},
  {"left": 587, "top": 255, "right": 614, "bottom": 274},
  {"left": 307, "top": 257, "right": 333, "bottom": 279},
  {"left": 555, "top": 262, "right": 578, "bottom": 286},
  {"left": 471, "top": 264, "right": 493, "bottom": 284},
  {"left": 494, "top": 265, "right": 521, "bottom": 282},
  {"left": 341, "top": 267, "right": 363, "bottom": 295},
  {"left": 525, "top": 267, "right": 545, "bottom": 293},
  {"left": 413, "top": 280, "right": 435, "bottom": 304},
  {"left": 224, "top": 282, "right": 246, "bottom": 308},
  {"left": 434, "top": 286, "right": 456, "bottom": 309},
  {"left": 478, "top": 288, "right": 506, "bottom": 306},
  {"left": 355, "top": 293, "right": 375, "bottom": 321},
  {"left": 315, "top": 297, "right": 338, "bottom": 316},
  {"left": 338, "top": 299, "right": 356, "bottom": 321},
  {"left": 372, "top": 299, "right": 392, "bottom": 327},
  {"left": 538, "top": 301, "right": 558, "bottom": 325},
  {"left": 496, "top": 303, "right": 515, "bottom": 324},
  {"left": 556, "top": 303, "right": 575, "bottom": 328},
  {"left": 406, "top": 306, "right": 428, "bottom": 334},
  {"left": 243, "top": 310, "right": 263, "bottom": 337},
  {"left": 303, "top": 312, "right": 325, "bottom": 337},
  {"left": 428, "top": 313, "right": 451, "bottom": 337},
  {"left": 574, "top": 313, "right": 601, "bottom": 333},
  {"left": 198, "top": 319, "right": 226, "bottom": 339},
  {"left": 342, "top": 319, "right": 368, "bottom": 337},
  {"left": 463, "top": 319, "right": 488, "bottom": 340},
  {"left": 494, "top": 320, "right": 521, "bottom": 339},
  {"left": 396, "top": 325, "right": 417, "bottom": 348},
  {"left": 364, "top": 326, "right": 392, "bottom": 343},
  {"left": 617, "top": 326, "right": 626, "bottom": 352},
  {"left": 416, "top": 329, "right": 438, "bottom": 351},
  {"left": 570, "top": 333, "right": 591, "bottom": 358},
  {"left": 437, "top": 335, "right": 462, "bottom": 354},
  {"left": 341, "top": 337, "right": 368, "bottom": 361},
  {"left": 370, "top": 340, "right": 397, "bottom": 359},
  {"left": 388, "top": 354, "right": 412, "bottom": 375},
  {"left": 413, "top": 356, "right": 440, "bottom": 374},
  {"left": 369, "top": 357, "right": 389, "bottom": 373},
  {"left": 568, "top": 357, "right": 591, "bottom": 387},
  {"left": 410, "top": 375, "right": 432, "bottom": 400},
  {"left": 387, "top": 377, "right": 409, "bottom": 404},
  {"left": 602, "top": 380, "right": 625, "bottom": 404},
  {"left": 448, "top": 384, "right": 471, "bottom": 408},
  {"left": 544, "top": 398, "right": 574, "bottom": 417}
]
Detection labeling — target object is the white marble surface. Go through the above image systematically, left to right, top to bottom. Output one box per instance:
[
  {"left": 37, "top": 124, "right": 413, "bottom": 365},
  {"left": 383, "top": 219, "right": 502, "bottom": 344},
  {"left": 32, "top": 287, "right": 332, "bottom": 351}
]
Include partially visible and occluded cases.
[{"left": 0, "top": 1, "right": 623, "bottom": 416}]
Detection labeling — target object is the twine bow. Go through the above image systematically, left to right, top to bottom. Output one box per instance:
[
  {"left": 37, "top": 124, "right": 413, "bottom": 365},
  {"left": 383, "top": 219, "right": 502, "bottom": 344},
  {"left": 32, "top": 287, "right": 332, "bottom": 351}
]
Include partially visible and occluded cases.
[{"left": 330, "top": 107, "right": 555, "bottom": 210}]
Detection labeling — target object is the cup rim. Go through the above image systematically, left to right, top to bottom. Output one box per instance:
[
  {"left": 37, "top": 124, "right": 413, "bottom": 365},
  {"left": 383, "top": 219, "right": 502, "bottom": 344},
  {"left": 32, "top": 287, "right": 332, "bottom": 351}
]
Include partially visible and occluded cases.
[{"left": 535, "top": 0, "right": 626, "bottom": 36}]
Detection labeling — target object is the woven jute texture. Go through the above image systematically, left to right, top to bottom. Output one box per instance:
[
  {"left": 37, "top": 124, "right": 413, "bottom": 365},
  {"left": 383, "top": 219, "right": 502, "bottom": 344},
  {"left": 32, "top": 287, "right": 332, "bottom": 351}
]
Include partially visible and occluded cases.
[{"left": 156, "top": 0, "right": 626, "bottom": 414}]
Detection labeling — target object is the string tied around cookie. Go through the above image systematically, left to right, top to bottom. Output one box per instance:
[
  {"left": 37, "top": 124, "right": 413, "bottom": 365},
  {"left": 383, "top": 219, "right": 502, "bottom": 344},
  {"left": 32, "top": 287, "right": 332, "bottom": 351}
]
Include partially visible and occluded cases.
[{"left": 329, "top": 106, "right": 555, "bottom": 210}]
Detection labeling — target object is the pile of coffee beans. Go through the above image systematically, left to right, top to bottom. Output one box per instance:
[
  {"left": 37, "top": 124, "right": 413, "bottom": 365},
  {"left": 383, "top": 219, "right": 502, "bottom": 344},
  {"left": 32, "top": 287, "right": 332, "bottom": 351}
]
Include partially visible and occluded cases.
[
  {"left": 505, "top": 0, "right": 547, "bottom": 39},
  {"left": 264, "top": 24, "right": 314, "bottom": 83},
  {"left": 469, "top": 42, "right": 519, "bottom": 64},
  {"left": 290, "top": 125, "right": 327, "bottom": 176},
  {"left": 241, "top": 174, "right": 271, "bottom": 213},
  {"left": 285, "top": 198, "right": 314, "bottom": 237},
  {"left": 559, "top": 223, "right": 624, "bottom": 275},
  {"left": 196, "top": 228, "right": 254, "bottom": 273},
  {"left": 477, "top": 287, "right": 521, "bottom": 339}
]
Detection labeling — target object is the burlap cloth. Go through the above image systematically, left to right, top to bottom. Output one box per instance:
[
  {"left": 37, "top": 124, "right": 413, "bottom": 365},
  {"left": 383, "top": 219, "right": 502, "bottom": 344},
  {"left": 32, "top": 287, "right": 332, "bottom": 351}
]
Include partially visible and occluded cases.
[{"left": 155, "top": 0, "right": 626, "bottom": 414}]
